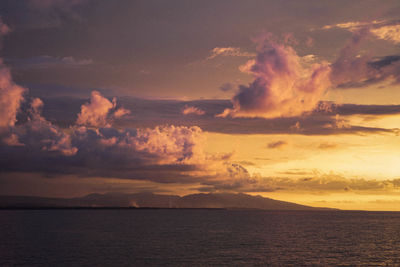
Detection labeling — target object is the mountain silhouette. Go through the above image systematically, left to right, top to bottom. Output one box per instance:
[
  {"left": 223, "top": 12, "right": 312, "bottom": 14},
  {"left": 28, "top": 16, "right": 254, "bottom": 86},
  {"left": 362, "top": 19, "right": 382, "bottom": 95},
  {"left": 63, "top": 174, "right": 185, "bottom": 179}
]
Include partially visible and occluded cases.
[{"left": 0, "top": 192, "right": 332, "bottom": 210}]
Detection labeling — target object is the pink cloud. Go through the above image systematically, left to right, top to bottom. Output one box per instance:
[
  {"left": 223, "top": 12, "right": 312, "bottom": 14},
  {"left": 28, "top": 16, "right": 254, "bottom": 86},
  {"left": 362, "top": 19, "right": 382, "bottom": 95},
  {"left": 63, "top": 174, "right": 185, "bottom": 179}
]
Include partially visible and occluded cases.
[
  {"left": 0, "top": 20, "right": 26, "bottom": 132},
  {"left": 219, "top": 37, "right": 331, "bottom": 119},
  {"left": 0, "top": 62, "right": 26, "bottom": 129},
  {"left": 76, "top": 91, "right": 130, "bottom": 127},
  {"left": 76, "top": 91, "right": 114, "bottom": 127}
]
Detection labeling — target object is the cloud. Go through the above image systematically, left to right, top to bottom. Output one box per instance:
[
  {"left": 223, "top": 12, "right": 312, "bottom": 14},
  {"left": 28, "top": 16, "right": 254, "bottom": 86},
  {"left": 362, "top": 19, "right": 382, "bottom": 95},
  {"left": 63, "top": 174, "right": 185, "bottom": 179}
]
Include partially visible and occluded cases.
[
  {"left": 0, "top": 19, "right": 26, "bottom": 135},
  {"left": 318, "top": 20, "right": 400, "bottom": 89},
  {"left": 323, "top": 20, "right": 400, "bottom": 44},
  {"left": 370, "top": 24, "right": 400, "bottom": 44},
  {"left": 322, "top": 26, "right": 400, "bottom": 89},
  {"left": 330, "top": 29, "right": 376, "bottom": 88},
  {"left": 219, "top": 37, "right": 331, "bottom": 119},
  {"left": 206, "top": 47, "right": 255, "bottom": 60},
  {"left": 6, "top": 55, "right": 93, "bottom": 69},
  {"left": 0, "top": 57, "right": 243, "bottom": 186},
  {"left": 0, "top": 61, "right": 27, "bottom": 129},
  {"left": 219, "top": 82, "right": 234, "bottom": 92},
  {"left": 2, "top": 91, "right": 400, "bottom": 195},
  {"left": 76, "top": 91, "right": 130, "bottom": 127},
  {"left": 76, "top": 91, "right": 114, "bottom": 127},
  {"left": 1, "top": 96, "right": 212, "bottom": 182},
  {"left": 38, "top": 97, "right": 400, "bottom": 136},
  {"left": 24, "top": 98, "right": 78, "bottom": 156},
  {"left": 182, "top": 105, "right": 205, "bottom": 116},
  {"left": 113, "top": 107, "right": 131, "bottom": 118},
  {"left": 2, "top": 117, "right": 243, "bottom": 185},
  {"left": 267, "top": 140, "right": 287, "bottom": 149},
  {"left": 318, "top": 142, "right": 338, "bottom": 150},
  {"left": 202, "top": 171, "right": 400, "bottom": 194}
]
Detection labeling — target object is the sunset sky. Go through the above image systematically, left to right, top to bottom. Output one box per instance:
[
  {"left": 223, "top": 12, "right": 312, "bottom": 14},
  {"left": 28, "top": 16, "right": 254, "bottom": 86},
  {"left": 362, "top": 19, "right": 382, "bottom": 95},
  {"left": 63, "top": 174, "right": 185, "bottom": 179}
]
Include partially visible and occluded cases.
[{"left": 1, "top": 0, "right": 400, "bottom": 210}]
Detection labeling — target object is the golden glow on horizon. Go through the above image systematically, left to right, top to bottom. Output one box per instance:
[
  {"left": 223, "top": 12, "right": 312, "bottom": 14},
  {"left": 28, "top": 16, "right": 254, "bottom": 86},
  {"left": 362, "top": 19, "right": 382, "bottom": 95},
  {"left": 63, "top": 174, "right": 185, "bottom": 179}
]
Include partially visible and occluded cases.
[{"left": 205, "top": 132, "right": 400, "bottom": 180}]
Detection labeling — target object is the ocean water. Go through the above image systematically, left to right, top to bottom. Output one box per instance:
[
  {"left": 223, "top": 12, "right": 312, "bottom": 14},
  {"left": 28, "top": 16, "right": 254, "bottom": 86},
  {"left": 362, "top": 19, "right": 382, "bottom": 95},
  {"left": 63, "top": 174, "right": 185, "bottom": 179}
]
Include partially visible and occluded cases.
[{"left": 1, "top": 209, "right": 400, "bottom": 266}]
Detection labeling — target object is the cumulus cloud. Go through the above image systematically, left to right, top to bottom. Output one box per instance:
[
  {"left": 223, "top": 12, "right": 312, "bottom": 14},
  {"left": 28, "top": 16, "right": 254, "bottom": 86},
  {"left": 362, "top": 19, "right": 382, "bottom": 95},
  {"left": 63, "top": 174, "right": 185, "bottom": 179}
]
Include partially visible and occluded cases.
[
  {"left": 219, "top": 37, "right": 331, "bottom": 118},
  {"left": 206, "top": 47, "right": 255, "bottom": 60},
  {"left": 0, "top": 53, "right": 245, "bottom": 186},
  {"left": 1, "top": 89, "right": 399, "bottom": 194},
  {"left": 76, "top": 91, "right": 130, "bottom": 127},
  {"left": 76, "top": 91, "right": 114, "bottom": 127},
  {"left": 0, "top": 94, "right": 210, "bottom": 181},
  {"left": 182, "top": 105, "right": 205, "bottom": 116},
  {"left": 1, "top": 118, "right": 242, "bottom": 185}
]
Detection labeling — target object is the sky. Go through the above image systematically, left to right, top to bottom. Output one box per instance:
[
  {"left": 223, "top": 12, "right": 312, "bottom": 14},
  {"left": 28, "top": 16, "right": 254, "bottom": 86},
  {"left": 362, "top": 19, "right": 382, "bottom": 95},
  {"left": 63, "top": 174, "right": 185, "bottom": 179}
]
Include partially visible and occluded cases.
[{"left": 1, "top": 0, "right": 400, "bottom": 210}]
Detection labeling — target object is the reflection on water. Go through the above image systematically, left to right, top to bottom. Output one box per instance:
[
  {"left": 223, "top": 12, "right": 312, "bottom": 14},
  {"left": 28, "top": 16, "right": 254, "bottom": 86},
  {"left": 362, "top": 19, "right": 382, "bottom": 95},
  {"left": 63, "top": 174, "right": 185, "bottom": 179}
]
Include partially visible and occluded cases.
[{"left": 1, "top": 210, "right": 400, "bottom": 266}]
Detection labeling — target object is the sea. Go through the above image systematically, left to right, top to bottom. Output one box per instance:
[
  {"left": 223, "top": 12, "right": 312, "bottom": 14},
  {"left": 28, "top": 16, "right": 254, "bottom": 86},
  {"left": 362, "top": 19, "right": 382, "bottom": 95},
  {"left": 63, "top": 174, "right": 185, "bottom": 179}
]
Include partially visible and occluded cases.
[{"left": 1, "top": 209, "right": 400, "bottom": 266}]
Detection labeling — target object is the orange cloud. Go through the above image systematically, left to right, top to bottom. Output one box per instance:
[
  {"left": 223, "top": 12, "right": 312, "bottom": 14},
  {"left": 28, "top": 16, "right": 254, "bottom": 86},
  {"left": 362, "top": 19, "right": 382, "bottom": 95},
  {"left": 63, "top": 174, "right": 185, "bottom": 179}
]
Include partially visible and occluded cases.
[
  {"left": 182, "top": 105, "right": 205, "bottom": 115},
  {"left": 113, "top": 107, "right": 131, "bottom": 118}
]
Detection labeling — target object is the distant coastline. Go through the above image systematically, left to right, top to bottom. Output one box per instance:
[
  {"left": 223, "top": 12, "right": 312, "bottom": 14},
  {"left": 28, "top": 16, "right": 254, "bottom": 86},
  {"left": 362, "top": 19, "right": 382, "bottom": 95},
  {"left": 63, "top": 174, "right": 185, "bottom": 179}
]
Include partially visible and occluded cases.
[{"left": 0, "top": 192, "right": 334, "bottom": 211}]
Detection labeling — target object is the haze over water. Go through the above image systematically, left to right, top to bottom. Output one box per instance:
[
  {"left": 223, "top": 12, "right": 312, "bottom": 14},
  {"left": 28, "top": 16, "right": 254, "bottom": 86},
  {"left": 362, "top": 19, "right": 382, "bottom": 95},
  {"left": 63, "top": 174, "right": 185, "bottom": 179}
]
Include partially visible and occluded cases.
[{"left": 1, "top": 209, "right": 400, "bottom": 266}]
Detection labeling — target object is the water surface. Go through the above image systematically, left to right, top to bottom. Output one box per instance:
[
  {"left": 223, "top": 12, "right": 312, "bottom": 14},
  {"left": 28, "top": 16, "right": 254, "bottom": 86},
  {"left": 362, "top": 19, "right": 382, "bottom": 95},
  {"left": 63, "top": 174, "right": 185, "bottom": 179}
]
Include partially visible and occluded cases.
[{"left": 1, "top": 209, "right": 400, "bottom": 266}]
